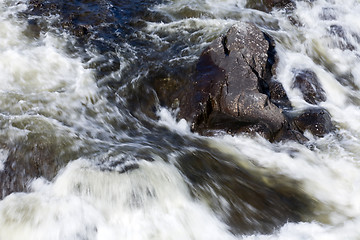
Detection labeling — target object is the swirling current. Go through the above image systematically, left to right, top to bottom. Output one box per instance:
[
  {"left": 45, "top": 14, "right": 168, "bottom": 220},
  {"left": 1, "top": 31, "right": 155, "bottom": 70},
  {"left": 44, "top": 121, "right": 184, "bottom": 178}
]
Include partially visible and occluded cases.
[{"left": 1, "top": 0, "right": 360, "bottom": 239}]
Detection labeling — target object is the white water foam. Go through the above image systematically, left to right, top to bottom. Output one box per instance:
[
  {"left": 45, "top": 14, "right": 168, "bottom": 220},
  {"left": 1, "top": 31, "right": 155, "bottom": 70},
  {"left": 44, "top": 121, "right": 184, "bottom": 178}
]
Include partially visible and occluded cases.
[
  {"left": 0, "top": 0, "right": 132, "bottom": 150},
  {"left": 2, "top": 0, "right": 360, "bottom": 239},
  {"left": 0, "top": 158, "right": 237, "bottom": 240}
]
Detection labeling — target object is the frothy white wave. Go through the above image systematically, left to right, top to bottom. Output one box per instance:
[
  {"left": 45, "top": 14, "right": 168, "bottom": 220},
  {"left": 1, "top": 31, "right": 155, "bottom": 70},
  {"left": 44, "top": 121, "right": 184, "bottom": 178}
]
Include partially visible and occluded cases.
[
  {"left": 0, "top": 0, "right": 130, "bottom": 149},
  {"left": 2, "top": 0, "right": 360, "bottom": 239},
  {"left": 157, "top": 107, "right": 192, "bottom": 135},
  {"left": 205, "top": 129, "right": 360, "bottom": 239},
  {"left": 0, "top": 158, "right": 237, "bottom": 240}
]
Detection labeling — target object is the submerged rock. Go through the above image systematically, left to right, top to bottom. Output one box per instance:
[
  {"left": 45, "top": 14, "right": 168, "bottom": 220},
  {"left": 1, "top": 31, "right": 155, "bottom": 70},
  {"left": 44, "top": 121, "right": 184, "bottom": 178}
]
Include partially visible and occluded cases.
[
  {"left": 320, "top": 7, "right": 337, "bottom": 21},
  {"left": 328, "top": 24, "right": 356, "bottom": 51},
  {"left": 0, "top": 142, "right": 60, "bottom": 199},
  {"left": 177, "top": 150, "right": 315, "bottom": 235}
]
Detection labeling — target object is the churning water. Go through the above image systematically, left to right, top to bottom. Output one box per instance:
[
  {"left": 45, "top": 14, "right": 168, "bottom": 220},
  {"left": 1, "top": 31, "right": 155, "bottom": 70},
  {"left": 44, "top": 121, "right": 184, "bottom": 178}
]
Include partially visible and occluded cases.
[{"left": 1, "top": 0, "right": 360, "bottom": 239}]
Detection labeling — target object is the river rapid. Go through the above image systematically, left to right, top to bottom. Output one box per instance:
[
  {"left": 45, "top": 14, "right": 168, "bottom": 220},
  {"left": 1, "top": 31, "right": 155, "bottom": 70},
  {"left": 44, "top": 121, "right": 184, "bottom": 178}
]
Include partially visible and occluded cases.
[{"left": 1, "top": 0, "right": 360, "bottom": 239}]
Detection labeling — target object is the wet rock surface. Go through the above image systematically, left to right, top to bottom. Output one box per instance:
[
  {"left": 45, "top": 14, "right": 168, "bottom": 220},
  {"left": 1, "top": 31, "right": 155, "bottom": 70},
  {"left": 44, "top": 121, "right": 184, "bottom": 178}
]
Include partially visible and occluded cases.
[
  {"left": 25, "top": 0, "right": 162, "bottom": 39},
  {"left": 246, "top": 0, "right": 294, "bottom": 13},
  {"left": 178, "top": 23, "right": 288, "bottom": 141},
  {"left": 292, "top": 69, "right": 327, "bottom": 105},
  {"left": 268, "top": 80, "right": 292, "bottom": 109},
  {"left": 293, "top": 108, "right": 334, "bottom": 137}
]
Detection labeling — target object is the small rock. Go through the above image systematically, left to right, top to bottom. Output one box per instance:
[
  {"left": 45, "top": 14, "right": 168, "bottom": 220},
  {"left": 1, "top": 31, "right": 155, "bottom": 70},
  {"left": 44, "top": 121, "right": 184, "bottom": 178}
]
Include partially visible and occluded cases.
[
  {"left": 292, "top": 69, "right": 327, "bottom": 105},
  {"left": 293, "top": 107, "right": 334, "bottom": 137}
]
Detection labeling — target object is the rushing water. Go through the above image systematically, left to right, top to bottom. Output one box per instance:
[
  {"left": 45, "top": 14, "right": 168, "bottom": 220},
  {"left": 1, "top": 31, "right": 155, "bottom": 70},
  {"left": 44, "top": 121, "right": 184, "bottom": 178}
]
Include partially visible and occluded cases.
[{"left": 1, "top": 0, "right": 360, "bottom": 239}]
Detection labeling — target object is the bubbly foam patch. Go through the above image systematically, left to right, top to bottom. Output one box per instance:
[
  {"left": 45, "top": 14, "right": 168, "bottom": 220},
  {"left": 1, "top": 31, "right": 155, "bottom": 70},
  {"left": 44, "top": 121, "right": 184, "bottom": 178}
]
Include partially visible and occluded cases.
[
  {"left": 157, "top": 108, "right": 191, "bottom": 135},
  {"left": 0, "top": 158, "right": 238, "bottom": 240}
]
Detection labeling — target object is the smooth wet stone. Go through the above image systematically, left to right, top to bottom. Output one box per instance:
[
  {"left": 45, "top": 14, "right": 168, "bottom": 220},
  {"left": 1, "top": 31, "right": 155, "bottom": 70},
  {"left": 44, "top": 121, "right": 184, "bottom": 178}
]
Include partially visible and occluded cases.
[
  {"left": 292, "top": 69, "right": 327, "bottom": 105},
  {"left": 293, "top": 107, "right": 334, "bottom": 137}
]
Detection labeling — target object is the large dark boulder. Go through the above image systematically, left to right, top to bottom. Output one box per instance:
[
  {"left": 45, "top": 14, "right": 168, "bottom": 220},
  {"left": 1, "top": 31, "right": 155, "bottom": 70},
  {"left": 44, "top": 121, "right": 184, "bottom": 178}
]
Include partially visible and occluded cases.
[
  {"left": 159, "top": 22, "right": 336, "bottom": 142},
  {"left": 178, "top": 23, "right": 288, "bottom": 141}
]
